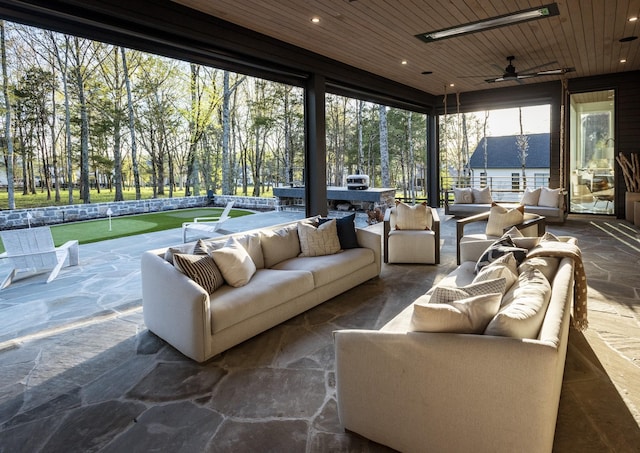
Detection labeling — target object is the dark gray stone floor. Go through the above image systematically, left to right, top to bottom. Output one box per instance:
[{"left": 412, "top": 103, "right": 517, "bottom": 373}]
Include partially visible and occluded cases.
[{"left": 0, "top": 210, "right": 639, "bottom": 452}]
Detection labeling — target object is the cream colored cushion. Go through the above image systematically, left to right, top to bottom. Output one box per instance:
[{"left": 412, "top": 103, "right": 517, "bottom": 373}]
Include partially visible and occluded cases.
[
  {"left": 472, "top": 186, "right": 492, "bottom": 203},
  {"left": 453, "top": 187, "right": 472, "bottom": 203},
  {"left": 520, "top": 187, "right": 541, "bottom": 206},
  {"left": 538, "top": 187, "right": 561, "bottom": 208},
  {"left": 395, "top": 201, "right": 432, "bottom": 230},
  {"left": 486, "top": 204, "right": 525, "bottom": 237},
  {"left": 297, "top": 219, "right": 341, "bottom": 257},
  {"left": 260, "top": 224, "right": 301, "bottom": 267},
  {"left": 200, "top": 233, "right": 264, "bottom": 269},
  {"left": 211, "top": 237, "right": 256, "bottom": 287},
  {"left": 164, "top": 243, "right": 195, "bottom": 264},
  {"left": 473, "top": 252, "right": 518, "bottom": 290},
  {"left": 173, "top": 253, "right": 224, "bottom": 294},
  {"left": 518, "top": 257, "right": 560, "bottom": 283},
  {"left": 484, "top": 267, "right": 552, "bottom": 338},
  {"left": 430, "top": 277, "right": 507, "bottom": 304},
  {"left": 410, "top": 293, "right": 502, "bottom": 334}
]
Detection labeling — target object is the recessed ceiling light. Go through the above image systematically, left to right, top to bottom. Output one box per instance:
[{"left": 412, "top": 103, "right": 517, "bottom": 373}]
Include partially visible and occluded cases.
[
  {"left": 416, "top": 3, "right": 559, "bottom": 42},
  {"left": 629, "top": 16, "right": 638, "bottom": 22},
  {"left": 311, "top": 17, "right": 320, "bottom": 23},
  {"left": 620, "top": 59, "right": 627, "bottom": 63},
  {"left": 401, "top": 60, "right": 408, "bottom": 65},
  {"left": 449, "top": 83, "right": 455, "bottom": 87}
]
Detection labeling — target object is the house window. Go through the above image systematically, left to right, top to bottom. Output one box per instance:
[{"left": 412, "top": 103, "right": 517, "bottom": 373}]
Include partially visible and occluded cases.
[
  {"left": 480, "top": 172, "right": 487, "bottom": 187},
  {"left": 512, "top": 172, "right": 520, "bottom": 190}
]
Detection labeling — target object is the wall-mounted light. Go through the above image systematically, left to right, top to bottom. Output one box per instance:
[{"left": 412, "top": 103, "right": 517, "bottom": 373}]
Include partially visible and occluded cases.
[{"left": 416, "top": 3, "right": 559, "bottom": 42}]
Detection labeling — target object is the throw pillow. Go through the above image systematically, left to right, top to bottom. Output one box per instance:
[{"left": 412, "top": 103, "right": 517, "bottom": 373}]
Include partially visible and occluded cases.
[
  {"left": 472, "top": 186, "right": 493, "bottom": 204},
  {"left": 453, "top": 187, "right": 472, "bottom": 204},
  {"left": 520, "top": 187, "right": 541, "bottom": 206},
  {"left": 538, "top": 187, "right": 562, "bottom": 208},
  {"left": 395, "top": 201, "right": 432, "bottom": 230},
  {"left": 485, "top": 203, "right": 525, "bottom": 237},
  {"left": 318, "top": 213, "right": 359, "bottom": 249},
  {"left": 297, "top": 219, "right": 341, "bottom": 257},
  {"left": 260, "top": 224, "right": 301, "bottom": 268},
  {"left": 503, "top": 225, "right": 524, "bottom": 238},
  {"left": 540, "top": 231, "right": 560, "bottom": 242},
  {"left": 198, "top": 233, "right": 265, "bottom": 269},
  {"left": 475, "top": 236, "right": 528, "bottom": 274},
  {"left": 211, "top": 237, "right": 257, "bottom": 287},
  {"left": 164, "top": 243, "right": 195, "bottom": 264},
  {"left": 472, "top": 252, "right": 518, "bottom": 290},
  {"left": 173, "top": 253, "right": 225, "bottom": 294},
  {"left": 518, "top": 257, "right": 560, "bottom": 283},
  {"left": 484, "top": 267, "right": 552, "bottom": 339},
  {"left": 430, "top": 277, "right": 507, "bottom": 304},
  {"left": 410, "top": 293, "right": 503, "bottom": 334}
]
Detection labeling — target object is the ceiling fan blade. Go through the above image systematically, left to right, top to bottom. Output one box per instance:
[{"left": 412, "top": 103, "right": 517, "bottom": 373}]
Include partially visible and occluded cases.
[
  {"left": 518, "top": 60, "right": 558, "bottom": 73},
  {"left": 536, "top": 67, "right": 575, "bottom": 75},
  {"left": 516, "top": 73, "right": 540, "bottom": 79}
]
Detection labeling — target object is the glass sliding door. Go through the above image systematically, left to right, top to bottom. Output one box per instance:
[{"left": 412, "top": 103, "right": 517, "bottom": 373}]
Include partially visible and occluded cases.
[{"left": 569, "top": 90, "right": 615, "bottom": 214}]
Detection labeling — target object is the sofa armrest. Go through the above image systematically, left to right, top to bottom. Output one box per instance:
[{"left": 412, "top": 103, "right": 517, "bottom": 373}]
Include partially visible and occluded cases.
[
  {"left": 356, "top": 227, "right": 381, "bottom": 274},
  {"left": 141, "top": 251, "right": 212, "bottom": 362},
  {"left": 334, "top": 330, "right": 563, "bottom": 453}
]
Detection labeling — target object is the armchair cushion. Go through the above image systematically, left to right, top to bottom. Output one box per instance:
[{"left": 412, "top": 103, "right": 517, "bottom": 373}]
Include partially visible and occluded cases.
[
  {"left": 394, "top": 201, "right": 432, "bottom": 230},
  {"left": 486, "top": 204, "right": 525, "bottom": 237},
  {"left": 410, "top": 293, "right": 502, "bottom": 334}
]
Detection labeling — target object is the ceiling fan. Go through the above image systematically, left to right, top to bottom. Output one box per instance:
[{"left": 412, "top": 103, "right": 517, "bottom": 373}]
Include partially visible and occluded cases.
[{"left": 484, "top": 56, "right": 574, "bottom": 83}]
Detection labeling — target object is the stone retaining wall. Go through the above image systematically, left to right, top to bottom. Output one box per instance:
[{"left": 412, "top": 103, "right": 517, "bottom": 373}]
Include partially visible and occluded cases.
[{"left": 0, "top": 195, "right": 277, "bottom": 229}]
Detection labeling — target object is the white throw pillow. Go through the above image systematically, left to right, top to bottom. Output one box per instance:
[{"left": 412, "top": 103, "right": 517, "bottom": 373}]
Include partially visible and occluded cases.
[
  {"left": 472, "top": 186, "right": 493, "bottom": 204},
  {"left": 453, "top": 187, "right": 473, "bottom": 204},
  {"left": 520, "top": 187, "right": 541, "bottom": 206},
  {"left": 538, "top": 187, "right": 562, "bottom": 208},
  {"left": 394, "top": 201, "right": 432, "bottom": 230},
  {"left": 486, "top": 204, "right": 525, "bottom": 237},
  {"left": 297, "top": 219, "right": 341, "bottom": 257},
  {"left": 199, "top": 233, "right": 265, "bottom": 269},
  {"left": 211, "top": 237, "right": 257, "bottom": 287},
  {"left": 473, "top": 252, "right": 518, "bottom": 290},
  {"left": 484, "top": 267, "right": 552, "bottom": 339},
  {"left": 430, "top": 277, "right": 507, "bottom": 304},
  {"left": 410, "top": 293, "right": 503, "bottom": 334}
]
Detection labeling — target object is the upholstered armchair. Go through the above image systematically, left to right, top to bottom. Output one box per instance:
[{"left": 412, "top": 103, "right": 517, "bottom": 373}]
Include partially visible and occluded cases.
[
  {"left": 384, "top": 202, "right": 440, "bottom": 264},
  {"left": 456, "top": 204, "right": 546, "bottom": 264}
]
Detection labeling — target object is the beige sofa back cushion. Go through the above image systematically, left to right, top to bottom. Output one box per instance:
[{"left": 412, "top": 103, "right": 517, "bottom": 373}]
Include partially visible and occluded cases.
[{"left": 260, "top": 223, "right": 301, "bottom": 268}]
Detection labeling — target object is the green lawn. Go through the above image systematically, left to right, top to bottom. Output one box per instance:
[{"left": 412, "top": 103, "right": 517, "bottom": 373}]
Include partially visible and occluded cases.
[{"left": 0, "top": 207, "right": 252, "bottom": 253}]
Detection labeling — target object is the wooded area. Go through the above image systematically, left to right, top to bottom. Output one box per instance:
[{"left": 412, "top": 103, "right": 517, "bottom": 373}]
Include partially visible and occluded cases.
[{"left": 0, "top": 20, "right": 445, "bottom": 210}]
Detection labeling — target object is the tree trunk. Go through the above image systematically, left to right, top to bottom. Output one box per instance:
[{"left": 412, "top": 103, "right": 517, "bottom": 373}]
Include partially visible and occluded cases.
[
  {"left": 0, "top": 21, "right": 15, "bottom": 209},
  {"left": 73, "top": 37, "right": 90, "bottom": 203},
  {"left": 121, "top": 47, "right": 140, "bottom": 200},
  {"left": 379, "top": 104, "right": 390, "bottom": 188}
]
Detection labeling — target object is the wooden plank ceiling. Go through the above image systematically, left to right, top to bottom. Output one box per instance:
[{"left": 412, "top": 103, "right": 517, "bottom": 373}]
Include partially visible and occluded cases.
[{"left": 174, "top": 0, "right": 639, "bottom": 96}]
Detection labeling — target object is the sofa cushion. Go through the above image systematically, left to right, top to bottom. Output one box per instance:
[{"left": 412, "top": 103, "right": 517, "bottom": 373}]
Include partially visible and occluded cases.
[
  {"left": 472, "top": 186, "right": 492, "bottom": 204},
  {"left": 453, "top": 187, "right": 473, "bottom": 204},
  {"left": 520, "top": 187, "right": 541, "bottom": 206},
  {"left": 538, "top": 187, "right": 562, "bottom": 208},
  {"left": 395, "top": 201, "right": 432, "bottom": 230},
  {"left": 486, "top": 203, "right": 525, "bottom": 237},
  {"left": 319, "top": 213, "right": 359, "bottom": 249},
  {"left": 298, "top": 219, "right": 341, "bottom": 257},
  {"left": 260, "top": 224, "right": 301, "bottom": 268},
  {"left": 200, "top": 233, "right": 265, "bottom": 269},
  {"left": 475, "top": 236, "right": 528, "bottom": 273},
  {"left": 211, "top": 237, "right": 257, "bottom": 287},
  {"left": 164, "top": 243, "right": 196, "bottom": 264},
  {"left": 272, "top": 247, "right": 375, "bottom": 288},
  {"left": 472, "top": 252, "right": 518, "bottom": 290},
  {"left": 173, "top": 253, "right": 225, "bottom": 294},
  {"left": 519, "top": 257, "right": 560, "bottom": 283},
  {"left": 484, "top": 267, "right": 552, "bottom": 338},
  {"left": 210, "top": 269, "right": 315, "bottom": 333},
  {"left": 430, "top": 277, "right": 507, "bottom": 304},
  {"left": 410, "top": 293, "right": 502, "bottom": 334}
]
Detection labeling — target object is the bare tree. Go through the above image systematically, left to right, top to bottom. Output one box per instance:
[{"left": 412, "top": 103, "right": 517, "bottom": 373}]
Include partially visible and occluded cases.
[
  {"left": 1, "top": 21, "right": 15, "bottom": 209},
  {"left": 379, "top": 104, "right": 390, "bottom": 188}
]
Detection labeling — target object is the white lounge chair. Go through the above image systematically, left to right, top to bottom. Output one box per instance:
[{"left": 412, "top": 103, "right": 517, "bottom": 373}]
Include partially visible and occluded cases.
[
  {"left": 182, "top": 201, "right": 235, "bottom": 242},
  {"left": 0, "top": 226, "right": 79, "bottom": 289}
]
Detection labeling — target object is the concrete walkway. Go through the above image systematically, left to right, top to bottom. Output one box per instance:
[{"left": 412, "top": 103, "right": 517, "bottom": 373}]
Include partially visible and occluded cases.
[{"left": 0, "top": 210, "right": 639, "bottom": 452}]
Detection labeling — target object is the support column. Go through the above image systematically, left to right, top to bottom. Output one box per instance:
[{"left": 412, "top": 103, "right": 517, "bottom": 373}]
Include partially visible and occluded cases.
[
  {"left": 304, "top": 73, "right": 327, "bottom": 217},
  {"left": 427, "top": 111, "right": 440, "bottom": 207}
]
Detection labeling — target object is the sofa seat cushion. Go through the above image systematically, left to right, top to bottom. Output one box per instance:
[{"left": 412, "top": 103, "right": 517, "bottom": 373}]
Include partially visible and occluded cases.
[
  {"left": 271, "top": 248, "right": 374, "bottom": 288},
  {"left": 210, "top": 268, "right": 314, "bottom": 333}
]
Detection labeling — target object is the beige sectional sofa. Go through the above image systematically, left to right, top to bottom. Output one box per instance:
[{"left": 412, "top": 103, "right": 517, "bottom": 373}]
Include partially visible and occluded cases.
[
  {"left": 141, "top": 217, "right": 381, "bottom": 362},
  {"left": 334, "top": 235, "right": 581, "bottom": 453}
]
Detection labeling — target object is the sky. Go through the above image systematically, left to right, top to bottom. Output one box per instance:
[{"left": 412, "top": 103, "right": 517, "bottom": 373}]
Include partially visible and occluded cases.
[{"left": 479, "top": 104, "right": 551, "bottom": 137}]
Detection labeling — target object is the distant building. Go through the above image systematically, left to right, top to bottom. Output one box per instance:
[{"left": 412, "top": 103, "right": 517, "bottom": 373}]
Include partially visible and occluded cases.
[{"left": 468, "top": 132, "right": 550, "bottom": 192}]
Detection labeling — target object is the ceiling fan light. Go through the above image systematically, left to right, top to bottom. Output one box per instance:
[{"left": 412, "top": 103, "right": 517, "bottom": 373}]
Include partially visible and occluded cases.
[{"left": 416, "top": 3, "right": 559, "bottom": 42}]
